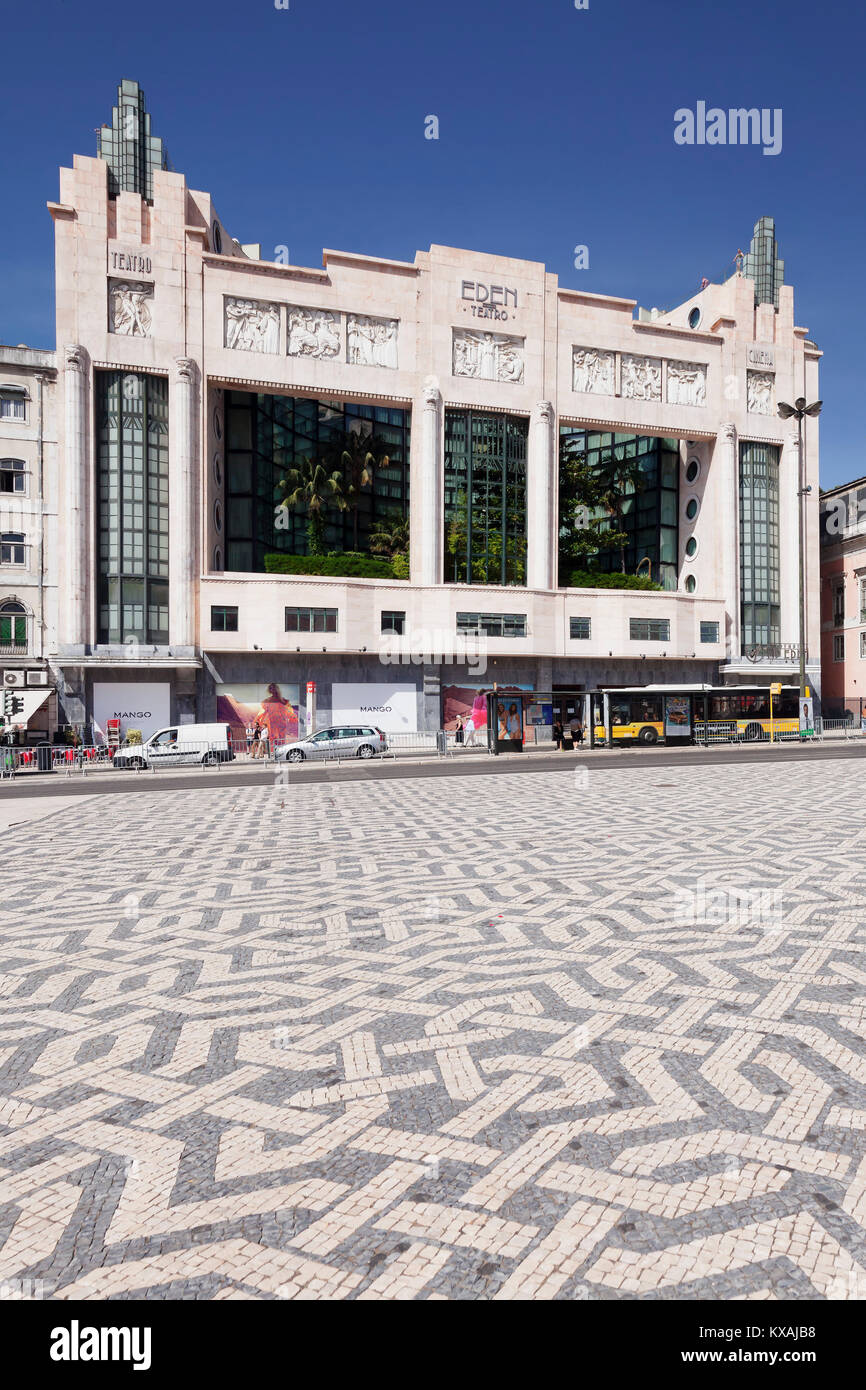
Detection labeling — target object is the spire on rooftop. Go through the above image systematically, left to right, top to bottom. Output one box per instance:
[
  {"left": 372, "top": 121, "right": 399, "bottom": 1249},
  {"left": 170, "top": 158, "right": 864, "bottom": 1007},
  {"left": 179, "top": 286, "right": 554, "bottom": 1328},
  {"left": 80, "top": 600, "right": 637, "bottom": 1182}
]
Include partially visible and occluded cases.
[{"left": 97, "top": 79, "right": 169, "bottom": 202}]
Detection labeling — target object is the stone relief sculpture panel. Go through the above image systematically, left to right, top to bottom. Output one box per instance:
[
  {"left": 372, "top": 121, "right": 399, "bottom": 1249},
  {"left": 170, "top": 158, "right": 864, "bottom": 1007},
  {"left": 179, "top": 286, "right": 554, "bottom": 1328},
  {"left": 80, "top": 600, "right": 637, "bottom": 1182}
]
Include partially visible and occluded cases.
[
  {"left": 109, "top": 281, "right": 153, "bottom": 337},
  {"left": 224, "top": 298, "right": 280, "bottom": 353},
  {"left": 287, "top": 306, "right": 342, "bottom": 359},
  {"left": 346, "top": 314, "right": 399, "bottom": 369},
  {"left": 452, "top": 329, "right": 525, "bottom": 383},
  {"left": 572, "top": 347, "right": 615, "bottom": 395},
  {"left": 621, "top": 354, "right": 662, "bottom": 402},
  {"left": 666, "top": 359, "right": 707, "bottom": 407},
  {"left": 747, "top": 370, "right": 774, "bottom": 415}
]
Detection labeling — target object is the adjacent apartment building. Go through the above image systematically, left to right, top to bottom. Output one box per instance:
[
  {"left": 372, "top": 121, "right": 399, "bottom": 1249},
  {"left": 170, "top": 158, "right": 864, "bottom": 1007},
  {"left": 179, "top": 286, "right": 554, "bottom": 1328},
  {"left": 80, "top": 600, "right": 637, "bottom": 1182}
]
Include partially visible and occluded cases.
[
  {"left": 0, "top": 80, "right": 822, "bottom": 742},
  {"left": 819, "top": 478, "right": 866, "bottom": 719}
]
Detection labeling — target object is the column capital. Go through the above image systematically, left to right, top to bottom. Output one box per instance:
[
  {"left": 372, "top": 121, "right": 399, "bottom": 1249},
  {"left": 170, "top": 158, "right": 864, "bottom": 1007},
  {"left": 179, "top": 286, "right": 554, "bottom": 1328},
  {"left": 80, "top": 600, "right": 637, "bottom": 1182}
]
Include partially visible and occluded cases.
[
  {"left": 64, "top": 344, "right": 87, "bottom": 373},
  {"left": 174, "top": 356, "right": 196, "bottom": 385},
  {"left": 422, "top": 381, "right": 442, "bottom": 409},
  {"left": 532, "top": 400, "right": 555, "bottom": 424},
  {"left": 718, "top": 422, "right": 736, "bottom": 443}
]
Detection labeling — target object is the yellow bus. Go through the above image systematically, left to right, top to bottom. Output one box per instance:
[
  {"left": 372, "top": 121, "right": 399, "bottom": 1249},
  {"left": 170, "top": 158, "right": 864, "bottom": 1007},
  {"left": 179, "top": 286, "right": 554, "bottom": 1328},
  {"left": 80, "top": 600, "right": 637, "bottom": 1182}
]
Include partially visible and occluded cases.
[{"left": 592, "top": 685, "right": 802, "bottom": 745}]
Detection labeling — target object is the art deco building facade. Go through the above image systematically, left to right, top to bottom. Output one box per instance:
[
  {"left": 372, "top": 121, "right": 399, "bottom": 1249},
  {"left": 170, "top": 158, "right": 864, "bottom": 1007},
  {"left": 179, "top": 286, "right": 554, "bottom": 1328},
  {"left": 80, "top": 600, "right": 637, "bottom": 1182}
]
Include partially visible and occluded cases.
[{"left": 0, "top": 83, "right": 823, "bottom": 739}]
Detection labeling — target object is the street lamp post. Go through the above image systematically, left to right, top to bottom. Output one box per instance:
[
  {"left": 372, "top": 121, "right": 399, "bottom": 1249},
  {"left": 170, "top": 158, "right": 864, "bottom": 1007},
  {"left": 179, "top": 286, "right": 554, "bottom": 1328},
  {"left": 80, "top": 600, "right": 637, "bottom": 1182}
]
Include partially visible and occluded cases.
[{"left": 777, "top": 396, "right": 822, "bottom": 708}]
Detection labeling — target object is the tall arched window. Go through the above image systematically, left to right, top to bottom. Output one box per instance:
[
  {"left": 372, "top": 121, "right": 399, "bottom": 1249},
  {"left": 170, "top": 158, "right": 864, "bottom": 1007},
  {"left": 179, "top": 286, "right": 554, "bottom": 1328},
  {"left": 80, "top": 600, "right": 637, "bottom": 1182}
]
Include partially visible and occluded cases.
[{"left": 0, "top": 600, "right": 27, "bottom": 652}]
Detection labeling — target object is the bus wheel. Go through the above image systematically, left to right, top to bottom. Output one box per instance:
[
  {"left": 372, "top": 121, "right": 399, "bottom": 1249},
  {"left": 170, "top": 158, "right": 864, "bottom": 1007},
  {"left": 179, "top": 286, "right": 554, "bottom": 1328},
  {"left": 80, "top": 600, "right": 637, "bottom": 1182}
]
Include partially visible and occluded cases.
[
  {"left": 744, "top": 722, "right": 763, "bottom": 742},
  {"left": 638, "top": 726, "right": 658, "bottom": 745}
]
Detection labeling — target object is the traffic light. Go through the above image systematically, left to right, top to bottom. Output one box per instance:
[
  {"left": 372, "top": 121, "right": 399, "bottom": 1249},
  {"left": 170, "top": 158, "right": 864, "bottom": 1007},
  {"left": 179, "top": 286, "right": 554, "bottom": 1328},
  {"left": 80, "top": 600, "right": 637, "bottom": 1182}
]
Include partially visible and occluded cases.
[{"left": 3, "top": 692, "right": 24, "bottom": 717}]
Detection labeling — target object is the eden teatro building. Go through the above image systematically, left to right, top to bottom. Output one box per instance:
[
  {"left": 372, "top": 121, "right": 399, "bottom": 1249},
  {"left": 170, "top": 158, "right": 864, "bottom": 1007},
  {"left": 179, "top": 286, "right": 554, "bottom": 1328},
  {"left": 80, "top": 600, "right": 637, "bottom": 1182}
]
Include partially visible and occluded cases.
[{"left": 0, "top": 81, "right": 822, "bottom": 743}]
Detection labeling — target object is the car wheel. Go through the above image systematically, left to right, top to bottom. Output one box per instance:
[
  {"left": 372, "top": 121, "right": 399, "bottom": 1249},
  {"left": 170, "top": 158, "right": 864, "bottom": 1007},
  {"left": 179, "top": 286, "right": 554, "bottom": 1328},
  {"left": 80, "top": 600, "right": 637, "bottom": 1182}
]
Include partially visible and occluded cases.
[
  {"left": 638, "top": 726, "right": 658, "bottom": 745},
  {"left": 357, "top": 744, "right": 375, "bottom": 759},
  {"left": 287, "top": 749, "right": 305, "bottom": 763},
  {"left": 203, "top": 751, "right": 219, "bottom": 766},
  {"left": 130, "top": 757, "right": 146, "bottom": 771}
]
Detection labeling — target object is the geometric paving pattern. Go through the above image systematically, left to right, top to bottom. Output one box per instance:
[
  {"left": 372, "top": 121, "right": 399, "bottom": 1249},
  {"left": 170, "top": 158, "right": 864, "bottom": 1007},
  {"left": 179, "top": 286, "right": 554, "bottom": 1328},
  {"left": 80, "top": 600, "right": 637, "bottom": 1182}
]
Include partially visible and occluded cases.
[{"left": 1, "top": 758, "right": 865, "bottom": 1300}]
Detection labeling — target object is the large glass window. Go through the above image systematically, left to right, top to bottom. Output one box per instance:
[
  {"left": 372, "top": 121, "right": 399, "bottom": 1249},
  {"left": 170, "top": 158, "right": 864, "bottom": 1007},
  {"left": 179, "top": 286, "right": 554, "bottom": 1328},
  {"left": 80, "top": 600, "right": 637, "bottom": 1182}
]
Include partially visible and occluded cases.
[
  {"left": 96, "top": 371, "right": 169, "bottom": 644},
  {"left": 224, "top": 392, "right": 410, "bottom": 571},
  {"left": 444, "top": 410, "right": 528, "bottom": 585},
  {"left": 558, "top": 429, "right": 679, "bottom": 590},
  {"left": 739, "top": 442, "right": 780, "bottom": 646},
  {"left": 570, "top": 617, "right": 591, "bottom": 639}
]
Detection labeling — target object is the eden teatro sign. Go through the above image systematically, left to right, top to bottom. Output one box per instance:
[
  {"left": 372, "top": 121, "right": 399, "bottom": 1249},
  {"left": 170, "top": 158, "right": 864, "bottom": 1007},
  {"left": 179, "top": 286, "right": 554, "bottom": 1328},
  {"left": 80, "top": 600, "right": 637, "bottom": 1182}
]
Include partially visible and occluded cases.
[
  {"left": 108, "top": 249, "right": 153, "bottom": 277},
  {"left": 460, "top": 280, "right": 518, "bottom": 321}
]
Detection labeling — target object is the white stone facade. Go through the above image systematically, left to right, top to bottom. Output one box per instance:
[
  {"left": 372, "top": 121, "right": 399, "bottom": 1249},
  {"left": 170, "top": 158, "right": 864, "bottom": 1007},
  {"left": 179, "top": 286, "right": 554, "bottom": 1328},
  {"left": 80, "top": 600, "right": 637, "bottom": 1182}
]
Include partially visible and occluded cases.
[{"left": 22, "top": 146, "right": 824, "bottom": 732}]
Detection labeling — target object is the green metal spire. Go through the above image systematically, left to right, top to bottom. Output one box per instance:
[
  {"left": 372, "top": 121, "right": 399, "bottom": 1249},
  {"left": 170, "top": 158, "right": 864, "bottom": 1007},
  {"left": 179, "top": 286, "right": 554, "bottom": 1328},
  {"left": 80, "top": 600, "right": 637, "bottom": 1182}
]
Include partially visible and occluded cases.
[
  {"left": 97, "top": 80, "right": 169, "bottom": 202},
  {"left": 741, "top": 216, "right": 785, "bottom": 310}
]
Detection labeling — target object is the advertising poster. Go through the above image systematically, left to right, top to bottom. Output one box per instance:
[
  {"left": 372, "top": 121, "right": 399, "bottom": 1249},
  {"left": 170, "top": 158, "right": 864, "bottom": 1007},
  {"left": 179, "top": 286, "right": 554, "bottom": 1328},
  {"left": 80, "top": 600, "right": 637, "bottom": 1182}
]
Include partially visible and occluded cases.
[
  {"left": 93, "top": 682, "right": 171, "bottom": 743},
  {"left": 215, "top": 682, "right": 300, "bottom": 746},
  {"left": 331, "top": 683, "right": 418, "bottom": 734},
  {"left": 494, "top": 694, "right": 524, "bottom": 751},
  {"left": 664, "top": 695, "right": 691, "bottom": 738},
  {"left": 799, "top": 698, "right": 815, "bottom": 736},
  {"left": 526, "top": 701, "right": 553, "bottom": 727}
]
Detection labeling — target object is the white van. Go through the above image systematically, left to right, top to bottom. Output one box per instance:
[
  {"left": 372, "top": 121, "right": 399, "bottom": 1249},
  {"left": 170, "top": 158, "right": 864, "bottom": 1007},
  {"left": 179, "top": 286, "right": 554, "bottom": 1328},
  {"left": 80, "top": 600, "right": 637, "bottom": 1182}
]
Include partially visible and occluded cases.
[{"left": 112, "top": 723, "right": 235, "bottom": 770}]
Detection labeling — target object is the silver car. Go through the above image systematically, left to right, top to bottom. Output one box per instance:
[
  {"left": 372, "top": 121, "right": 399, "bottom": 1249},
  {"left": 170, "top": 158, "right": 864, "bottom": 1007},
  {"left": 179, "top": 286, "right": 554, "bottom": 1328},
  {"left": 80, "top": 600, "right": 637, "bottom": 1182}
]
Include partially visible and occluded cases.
[{"left": 276, "top": 725, "right": 388, "bottom": 763}]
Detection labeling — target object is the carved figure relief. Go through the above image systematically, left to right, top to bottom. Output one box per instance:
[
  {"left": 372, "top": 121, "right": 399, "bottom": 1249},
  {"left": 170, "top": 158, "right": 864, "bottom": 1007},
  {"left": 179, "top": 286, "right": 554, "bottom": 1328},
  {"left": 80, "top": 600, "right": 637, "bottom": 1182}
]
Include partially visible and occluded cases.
[
  {"left": 109, "top": 281, "right": 154, "bottom": 337},
  {"left": 224, "top": 298, "right": 280, "bottom": 353},
  {"left": 287, "top": 306, "right": 341, "bottom": 359},
  {"left": 346, "top": 314, "right": 399, "bottom": 368},
  {"left": 452, "top": 329, "right": 525, "bottom": 383},
  {"left": 572, "top": 347, "right": 615, "bottom": 395},
  {"left": 621, "top": 354, "right": 662, "bottom": 401},
  {"left": 667, "top": 360, "right": 707, "bottom": 407},
  {"left": 747, "top": 370, "right": 774, "bottom": 415}
]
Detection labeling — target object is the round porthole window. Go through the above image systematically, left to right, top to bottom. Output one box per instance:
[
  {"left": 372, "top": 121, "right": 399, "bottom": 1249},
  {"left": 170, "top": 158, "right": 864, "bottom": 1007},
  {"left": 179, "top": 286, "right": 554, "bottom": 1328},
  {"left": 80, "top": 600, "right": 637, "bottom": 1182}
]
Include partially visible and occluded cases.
[
  {"left": 212, "top": 221, "right": 223, "bottom": 254},
  {"left": 688, "top": 306, "right": 701, "bottom": 330},
  {"left": 213, "top": 410, "right": 222, "bottom": 441},
  {"left": 213, "top": 453, "right": 222, "bottom": 486},
  {"left": 685, "top": 458, "right": 700, "bottom": 484},
  {"left": 685, "top": 497, "right": 699, "bottom": 521},
  {"left": 214, "top": 500, "right": 222, "bottom": 533},
  {"left": 685, "top": 537, "right": 698, "bottom": 559},
  {"left": 213, "top": 547, "right": 222, "bottom": 571},
  {"left": 685, "top": 574, "right": 697, "bottom": 593}
]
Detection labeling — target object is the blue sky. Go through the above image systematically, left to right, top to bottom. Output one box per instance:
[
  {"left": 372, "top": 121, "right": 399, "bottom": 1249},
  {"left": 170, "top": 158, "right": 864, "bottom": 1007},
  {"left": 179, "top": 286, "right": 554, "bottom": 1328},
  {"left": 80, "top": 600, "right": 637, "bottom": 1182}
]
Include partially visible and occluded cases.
[{"left": 1, "top": 0, "right": 862, "bottom": 484}]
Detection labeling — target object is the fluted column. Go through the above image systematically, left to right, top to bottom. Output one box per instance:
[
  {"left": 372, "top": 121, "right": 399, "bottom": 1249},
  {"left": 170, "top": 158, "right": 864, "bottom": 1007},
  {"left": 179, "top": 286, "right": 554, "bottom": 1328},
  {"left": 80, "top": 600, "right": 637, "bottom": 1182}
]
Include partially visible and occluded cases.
[
  {"left": 63, "top": 345, "right": 88, "bottom": 649},
  {"left": 169, "top": 357, "right": 197, "bottom": 649},
  {"left": 414, "top": 384, "right": 443, "bottom": 586},
  {"left": 527, "top": 400, "right": 555, "bottom": 590},
  {"left": 717, "top": 422, "right": 739, "bottom": 659}
]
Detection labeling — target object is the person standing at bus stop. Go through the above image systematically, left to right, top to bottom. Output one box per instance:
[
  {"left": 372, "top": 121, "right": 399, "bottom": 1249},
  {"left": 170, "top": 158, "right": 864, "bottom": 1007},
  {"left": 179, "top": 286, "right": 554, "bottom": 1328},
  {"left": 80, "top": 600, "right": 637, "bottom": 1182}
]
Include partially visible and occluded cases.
[
  {"left": 570, "top": 715, "right": 584, "bottom": 747},
  {"left": 553, "top": 719, "right": 563, "bottom": 750}
]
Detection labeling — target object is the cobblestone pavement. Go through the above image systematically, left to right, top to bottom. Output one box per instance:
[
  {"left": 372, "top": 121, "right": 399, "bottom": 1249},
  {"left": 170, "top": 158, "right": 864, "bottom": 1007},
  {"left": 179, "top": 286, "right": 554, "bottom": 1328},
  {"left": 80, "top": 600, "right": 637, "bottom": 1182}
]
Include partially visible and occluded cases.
[{"left": 1, "top": 758, "right": 865, "bottom": 1301}]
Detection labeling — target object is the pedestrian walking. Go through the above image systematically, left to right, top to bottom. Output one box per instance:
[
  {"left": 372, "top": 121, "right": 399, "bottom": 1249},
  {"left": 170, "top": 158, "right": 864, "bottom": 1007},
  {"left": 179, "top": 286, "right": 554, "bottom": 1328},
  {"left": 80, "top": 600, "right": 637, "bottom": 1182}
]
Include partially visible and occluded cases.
[
  {"left": 455, "top": 716, "right": 464, "bottom": 745},
  {"left": 552, "top": 720, "right": 563, "bottom": 750},
  {"left": 251, "top": 724, "right": 262, "bottom": 758}
]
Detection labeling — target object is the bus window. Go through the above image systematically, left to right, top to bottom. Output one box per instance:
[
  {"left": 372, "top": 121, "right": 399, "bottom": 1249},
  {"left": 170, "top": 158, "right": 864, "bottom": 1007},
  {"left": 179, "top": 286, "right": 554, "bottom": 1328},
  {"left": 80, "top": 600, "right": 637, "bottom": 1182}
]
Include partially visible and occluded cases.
[
  {"left": 633, "top": 696, "right": 662, "bottom": 723},
  {"left": 610, "top": 700, "right": 631, "bottom": 726}
]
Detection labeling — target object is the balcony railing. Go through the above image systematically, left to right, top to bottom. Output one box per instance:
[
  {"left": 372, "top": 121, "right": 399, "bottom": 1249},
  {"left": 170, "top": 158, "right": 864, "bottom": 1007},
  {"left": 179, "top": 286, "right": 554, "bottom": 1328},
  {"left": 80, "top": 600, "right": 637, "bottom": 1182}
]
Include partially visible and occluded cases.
[{"left": 0, "top": 644, "right": 27, "bottom": 656}]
